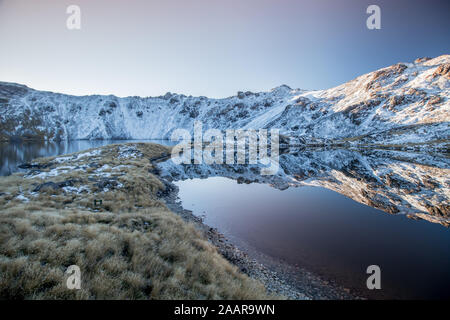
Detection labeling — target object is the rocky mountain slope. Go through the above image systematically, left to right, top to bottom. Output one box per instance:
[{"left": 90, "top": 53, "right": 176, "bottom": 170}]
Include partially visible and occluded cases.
[{"left": 0, "top": 55, "right": 449, "bottom": 146}]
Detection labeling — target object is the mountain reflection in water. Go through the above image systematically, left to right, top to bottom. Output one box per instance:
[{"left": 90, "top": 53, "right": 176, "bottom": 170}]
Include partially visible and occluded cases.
[
  {"left": 161, "top": 147, "right": 450, "bottom": 227},
  {"left": 165, "top": 148, "right": 449, "bottom": 299}
]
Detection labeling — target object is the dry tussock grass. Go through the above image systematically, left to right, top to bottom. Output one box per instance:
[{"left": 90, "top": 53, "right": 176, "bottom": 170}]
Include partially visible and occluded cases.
[{"left": 0, "top": 143, "right": 271, "bottom": 299}]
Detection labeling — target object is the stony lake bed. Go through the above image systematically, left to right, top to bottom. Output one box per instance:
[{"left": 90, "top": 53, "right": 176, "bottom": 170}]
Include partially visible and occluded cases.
[{"left": 0, "top": 141, "right": 449, "bottom": 299}]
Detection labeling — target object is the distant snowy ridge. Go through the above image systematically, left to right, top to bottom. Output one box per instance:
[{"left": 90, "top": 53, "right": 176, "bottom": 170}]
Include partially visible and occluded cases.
[{"left": 0, "top": 55, "right": 449, "bottom": 146}]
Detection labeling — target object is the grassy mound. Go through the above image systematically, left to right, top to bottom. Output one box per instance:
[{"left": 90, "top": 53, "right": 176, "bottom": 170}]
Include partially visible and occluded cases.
[{"left": 0, "top": 143, "right": 271, "bottom": 299}]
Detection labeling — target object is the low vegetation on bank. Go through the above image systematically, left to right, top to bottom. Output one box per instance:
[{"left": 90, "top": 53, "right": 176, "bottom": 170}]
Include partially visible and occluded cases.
[{"left": 0, "top": 143, "right": 271, "bottom": 299}]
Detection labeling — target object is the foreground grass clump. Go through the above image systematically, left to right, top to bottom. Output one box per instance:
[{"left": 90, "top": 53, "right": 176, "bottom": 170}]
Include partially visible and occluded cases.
[{"left": 0, "top": 143, "right": 270, "bottom": 299}]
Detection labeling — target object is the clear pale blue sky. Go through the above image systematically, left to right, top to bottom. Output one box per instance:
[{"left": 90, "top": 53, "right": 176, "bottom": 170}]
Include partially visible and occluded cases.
[{"left": 0, "top": 0, "right": 449, "bottom": 98}]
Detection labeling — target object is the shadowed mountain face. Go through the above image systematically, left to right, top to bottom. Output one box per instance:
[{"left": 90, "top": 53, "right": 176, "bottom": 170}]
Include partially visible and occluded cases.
[
  {"left": 0, "top": 56, "right": 449, "bottom": 148},
  {"left": 158, "top": 148, "right": 450, "bottom": 227}
]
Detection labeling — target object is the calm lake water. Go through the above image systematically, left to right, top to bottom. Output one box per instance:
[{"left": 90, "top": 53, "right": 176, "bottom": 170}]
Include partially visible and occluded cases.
[
  {"left": 1, "top": 141, "right": 449, "bottom": 299},
  {"left": 176, "top": 177, "right": 450, "bottom": 300}
]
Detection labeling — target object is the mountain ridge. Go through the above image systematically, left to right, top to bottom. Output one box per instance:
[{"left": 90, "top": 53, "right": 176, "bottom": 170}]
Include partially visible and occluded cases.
[{"left": 0, "top": 55, "right": 448, "bottom": 147}]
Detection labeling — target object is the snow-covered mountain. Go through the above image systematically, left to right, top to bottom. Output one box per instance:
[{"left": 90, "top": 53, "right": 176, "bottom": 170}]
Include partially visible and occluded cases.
[{"left": 1, "top": 55, "right": 449, "bottom": 146}]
